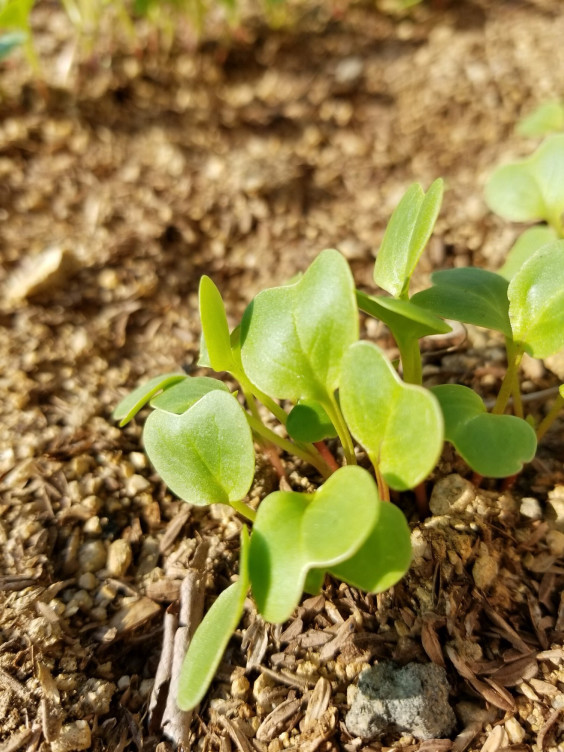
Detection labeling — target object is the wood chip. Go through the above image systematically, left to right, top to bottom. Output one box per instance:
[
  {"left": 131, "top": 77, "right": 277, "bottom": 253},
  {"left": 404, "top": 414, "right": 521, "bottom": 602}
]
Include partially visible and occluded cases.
[
  {"left": 109, "top": 596, "right": 161, "bottom": 634},
  {"left": 489, "top": 653, "right": 538, "bottom": 686},
  {"left": 302, "top": 677, "right": 331, "bottom": 731},
  {"left": 255, "top": 697, "right": 303, "bottom": 743},
  {"left": 536, "top": 707, "right": 562, "bottom": 750},
  {"left": 216, "top": 715, "right": 254, "bottom": 752},
  {"left": 479, "top": 725, "right": 508, "bottom": 752}
]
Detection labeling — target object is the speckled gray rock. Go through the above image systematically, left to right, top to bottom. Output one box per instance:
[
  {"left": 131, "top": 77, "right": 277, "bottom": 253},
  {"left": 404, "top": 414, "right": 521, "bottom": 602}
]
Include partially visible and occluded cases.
[{"left": 346, "top": 662, "right": 456, "bottom": 741}]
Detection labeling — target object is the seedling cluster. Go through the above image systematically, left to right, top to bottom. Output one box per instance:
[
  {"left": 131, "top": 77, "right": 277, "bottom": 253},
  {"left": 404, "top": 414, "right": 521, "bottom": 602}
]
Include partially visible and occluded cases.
[{"left": 115, "top": 175, "right": 564, "bottom": 711}]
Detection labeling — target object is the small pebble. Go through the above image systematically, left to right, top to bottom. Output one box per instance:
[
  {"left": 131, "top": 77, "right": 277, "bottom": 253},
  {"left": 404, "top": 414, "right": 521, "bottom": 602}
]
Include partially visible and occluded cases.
[
  {"left": 520, "top": 497, "right": 543, "bottom": 520},
  {"left": 546, "top": 529, "right": 564, "bottom": 556},
  {"left": 107, "top": 539, "right": 132, "bottom": 577},
  {"left": 78, "top": 540, "right": 106, "bottom": 573},
  {"left": 472, "top": 544, "right": 498, "bottom": 590},
  {"left": 78, "top": 572, "right": 97, "bottom": 590},
  {"left": 505, "top": 716, "right": 526, "bottom": 744}
]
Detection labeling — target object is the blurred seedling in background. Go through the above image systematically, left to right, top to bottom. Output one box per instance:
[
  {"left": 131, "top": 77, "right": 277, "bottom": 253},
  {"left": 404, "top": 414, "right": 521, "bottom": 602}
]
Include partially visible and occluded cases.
[{"left": 114, "top": 174, "right": 564, "bottom": 712}]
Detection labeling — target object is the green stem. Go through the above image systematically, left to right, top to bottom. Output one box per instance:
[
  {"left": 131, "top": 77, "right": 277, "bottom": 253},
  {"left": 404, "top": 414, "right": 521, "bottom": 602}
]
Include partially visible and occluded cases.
[
  {"left": 397, "top": 334, "right": 422, "bottom": 385},
  {"left": 492, "top": 342, "right": 524, "bottom": 415},
  {"left": 512, "top": 377, "right": 524, "bottom": 420},
  {"left": 536, "top": 393, "right": 564, "bottom": 442},
  {"left": 323, "top": 394, "right": 356, "bottom": 465},
  {"left": 245, "top": 414, "right": 333, "bottom": 479},
  {"left": 373, "top": 462, "right": 390, "bottom": 502},
  {"left": 229, "top": 500, "right": 256, "bottom": 522}
]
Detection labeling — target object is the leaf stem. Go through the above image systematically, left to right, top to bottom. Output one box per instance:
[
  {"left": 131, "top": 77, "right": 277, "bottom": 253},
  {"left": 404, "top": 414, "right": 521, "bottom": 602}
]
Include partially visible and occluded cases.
[
  {"left": 397, "top": 335, "right": 422, "bottom": 385},
  {"left": 492, "top": 342, "right": 524, "bottom": 415},
  {"left": 536, "top": 392, "right": 564, "bottom": 442},
  {"left": 323, "top": 395, "right": 357, "bottom": 465},
  {"left": 245, "top": 414, "right": 333, "bottom": 479},
  {"left": 313, "top": 441, "right": 341, "bottom": 472},
  {"left": 374, "top": 464, "right": 390, "bottom": 502},
  {"left": 229, "top": 500, "right": 256, "bottom": 522}
]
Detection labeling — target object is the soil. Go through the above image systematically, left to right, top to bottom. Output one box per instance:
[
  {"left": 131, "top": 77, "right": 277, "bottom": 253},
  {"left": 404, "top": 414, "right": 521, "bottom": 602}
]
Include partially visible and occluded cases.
[{"left": 1, "top": 0, "right": 564, "bottom": 750}]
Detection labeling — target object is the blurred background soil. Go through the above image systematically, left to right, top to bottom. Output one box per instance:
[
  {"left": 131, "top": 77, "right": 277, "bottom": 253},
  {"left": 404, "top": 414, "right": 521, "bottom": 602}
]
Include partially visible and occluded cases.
[{"left": 1, "top": 0, "right": 564, "bottom": 749}]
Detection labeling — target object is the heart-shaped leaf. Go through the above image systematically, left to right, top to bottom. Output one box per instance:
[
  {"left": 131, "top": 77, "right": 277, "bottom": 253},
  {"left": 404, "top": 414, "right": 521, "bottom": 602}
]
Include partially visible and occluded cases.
[
  {"left": 516, "top": 101, "right": 564, "bottom": 138},
  {"left": 485, "top": 135, "right": 564, "bottom": 230},
  {"left": 374, "top": 179, "right": 444, "bottom": 298},
  {"left": 499, "top": 226, "right": 557, "bottom": 280},
  {"left": 508, "top": 241, "right": 564, "bottom": 359},
  {"left": 241, "top": 249, "right": 358, "bottom": 404},
  {"left": 411, "top": 268, "right": 512, "bottom": 336},
  {"left": 199, "top": 275, "right": 237, "bottom": 373},
  {"left": 357, "top": 290, "right": 452, "bottom": 340},
  {"left": 340, "top": 342, "right": 443, "bottom": 490},
  {"left": 113, "top": 373, "right": 187, "bottom": 426},
  {"left": 149, "top": 376, "right": 229, "bottom": 414},
  {"left": 432, "top": 384, "right": 537, "bottom": 477},
  {"left": 143, "top": 390, "right": 255, "bottom": 506},
  {"left": 286, "top": 400, "right": 337, "bottom": 443},
  {"left": 249, "top": 466, "right": 379, "bottom": 623},
  {"left": 330, "top": 501, "right": 411, "bottom": 593},
  {"left": 177, "top": 527, "right": 250, "bottom": 711}
]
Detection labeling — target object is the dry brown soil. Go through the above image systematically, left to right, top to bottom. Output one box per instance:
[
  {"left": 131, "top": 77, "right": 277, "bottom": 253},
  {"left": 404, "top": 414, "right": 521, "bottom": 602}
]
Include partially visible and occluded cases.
[{"left": 1, "top": 0, "right": 564, "bottom": 750}]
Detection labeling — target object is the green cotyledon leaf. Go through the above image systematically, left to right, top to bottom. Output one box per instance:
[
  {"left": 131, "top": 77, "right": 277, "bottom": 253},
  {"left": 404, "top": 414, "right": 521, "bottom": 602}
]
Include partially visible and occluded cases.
[
  {"left": 499, "top": 226, "right": 557, "bottom": 280},
  {"left": 508, "top": 241, "right": 564, "bottom": 359},
  {"left": 240, "top": 249, "right": 358, "bottom": 405},
  {"left": 340, "top": 342, "right": 443, "bottom": 490},
  {"left": 432, "top": 384, "right": 537, "bottom": 477},
  {"left": 143, "top": 389, "right": 255, "bottom": 506},
  {"left": 249, "top": 466, "right": 378, "bottom": 623},
  {"left": 177, "top": 526, "right": 250, "bottom": 711}
]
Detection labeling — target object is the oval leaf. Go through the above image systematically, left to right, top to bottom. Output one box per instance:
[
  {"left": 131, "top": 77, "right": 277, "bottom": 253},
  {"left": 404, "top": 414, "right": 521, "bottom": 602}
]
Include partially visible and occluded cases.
[
  {"left": 516, "top": 101, "right": 564, "bottom": 138},
  {"left": 485, "top": 135, "right": 564, "bottom": 229},
  {"left": 374, "top": 179, "right": 444, "bottom": 298},
  {"left": 499, "top": 226, "right": 557, "bottom": 280},
  {"left": 508, "top": 241, "right": 564, "bottom": 358},
  {"left": 241, "top": 249, "right": 358, "bottom": 404},
  {"left": 412, "top": 267, "right": 512, "bottom": 336},
  {"left": 199, "top": 275, "right": 237, "bottom": 372},
  {"left": 340, "top": 342, "right": 443, "bottom": 490},
  {"left": 113, "top": 373, "right": 187, "bottom": 426},
  {"left": 150, "top": 376, "right": 229, "bottom": 414},
  {"left": 432, "top": 384, "right": 537, "bottom": 477},
  {"left": 143, "top": 390, "right": 255, "bottom": 505},
  {"left": 286, "top": 400, "right": 337, "bottom": 442},
  {"left": 249, "top": 466, "right": 379, "bottom": 623},
  {"left": 330, "top": 501, "right": 411, "bottom": 593},
  {"left": 177, "top": 527, "right": 250, "bottom": 711}
]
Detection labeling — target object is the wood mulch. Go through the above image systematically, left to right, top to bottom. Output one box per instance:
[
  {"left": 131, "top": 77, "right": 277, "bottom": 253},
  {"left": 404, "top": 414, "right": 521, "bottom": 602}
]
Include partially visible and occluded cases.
[{"left": 0, "top": 0, "right": 563, "bottom": 750}]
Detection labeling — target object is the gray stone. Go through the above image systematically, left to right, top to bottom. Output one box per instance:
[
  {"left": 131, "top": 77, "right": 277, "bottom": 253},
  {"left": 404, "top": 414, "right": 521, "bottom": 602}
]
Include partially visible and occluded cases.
[{"left": 346, "top": 661, "right": 456, "bottom": 741}]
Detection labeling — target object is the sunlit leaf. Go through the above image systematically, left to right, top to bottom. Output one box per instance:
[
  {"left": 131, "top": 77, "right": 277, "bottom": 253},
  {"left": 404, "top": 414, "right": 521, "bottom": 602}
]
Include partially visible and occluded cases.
[
  {"left": 516, "top": 101, "right": 564, "bottom": 138},
  {"left": 374, "top": 179, "right": 444, "bottom": 298},
  {"left": 499, "top": 226, "right": 557, "bottom": 280},
  {"left": 508, "top": 241, "right": 564, "bottom": 358},
  {"left": 241, "top": 249, "right": 358, "bottom": 404},
  {"left": 199, "top": 275, "right": 237, "bottom": 373},
  {"left": 357, "top": 290, "right": 452, "bottom": 340},
  {"left": 340, "top": 342, "right": 443, "bottom": 490},
  {"left": 113, "top": 373, "right": 187, "bottom": 426},
  {"left": 150, "top": 376, "right": 229, "bottom": 414},
  {"left": 432, "top": 384, "right": 537, "bottom": 477},
  {"left": 143, "top": 390, "right": 255, "bottom": 505},
  {"left": 249, "top": 466, "right": 378, "bottom": 623},
  {"left": 177, "top": 527, "right": 250, "bottom": 711}
]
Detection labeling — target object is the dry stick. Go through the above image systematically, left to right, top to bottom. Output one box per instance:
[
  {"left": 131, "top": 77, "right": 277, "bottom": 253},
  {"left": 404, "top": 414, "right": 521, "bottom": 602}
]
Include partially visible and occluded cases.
[{"left": 156, "top": 542, "right": 210, "bottom": 747}]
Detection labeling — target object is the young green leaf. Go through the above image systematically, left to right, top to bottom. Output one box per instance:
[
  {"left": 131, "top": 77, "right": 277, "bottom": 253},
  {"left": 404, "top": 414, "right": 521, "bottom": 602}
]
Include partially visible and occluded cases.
[
  {"left": 516, "top": 101, "right": 564, "bottom": 138},
  {"left": 484, "top": 135, "right": 564, "bottom": 230},
  {"left": 374, "top": 179, "right": 444, "bottom": 299},
  {"left": 499, "top": 226, "right": 557, "bottom": 280},
  {"left": 508, "top": 241, "right": 564, "bottom": 358},
  {"left": 241, "top": 249, "right": 358, "bottom": 404},
  {"left": 411, "top": 267, "right": 512, "bottom": 336},
  {"left": 199, "top": 275, "right": 237, "bottom": 372},
  {"left": 357, "top": 291, "right": 452, "bottom": 340},
  {"left": 340, "top": 342, "right": 443, "bottom": 490},
  {"left": 113, "top": 373, "right": 187, "bottom": 426},
  {"left": 149, "top": 376, "right": 229, "bottom": 414},
  {"left": 432, "top": 384, "right": 537, "bottom": 477},
  {"left": 143, "top": 390, "right": 255, "bottom": 506},
  {"left": 286, "top": 400, "right": 337, "bottom": 443},
  {"left": 249, "top": 466, "right": 379, "bottom": 623},
  {"left": 330, "top": 501, "right": 411, "bottom": 593},
  {"left": 177, "top": 527, "right": 250, "bottom": 711}
]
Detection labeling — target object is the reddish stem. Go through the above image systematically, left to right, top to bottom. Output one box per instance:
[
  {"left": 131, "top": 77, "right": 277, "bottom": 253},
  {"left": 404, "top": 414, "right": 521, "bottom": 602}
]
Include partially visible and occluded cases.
[{"left": 313, "top": 441, "right": 340, "bottom": 473}]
